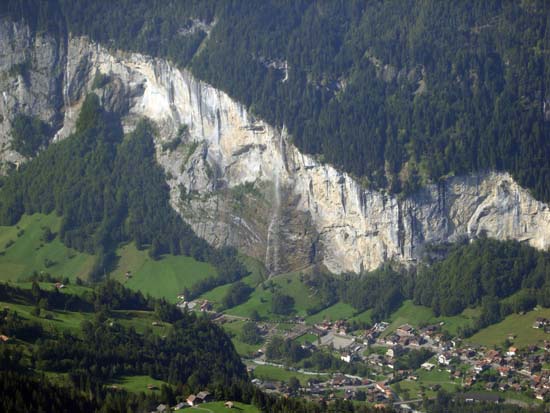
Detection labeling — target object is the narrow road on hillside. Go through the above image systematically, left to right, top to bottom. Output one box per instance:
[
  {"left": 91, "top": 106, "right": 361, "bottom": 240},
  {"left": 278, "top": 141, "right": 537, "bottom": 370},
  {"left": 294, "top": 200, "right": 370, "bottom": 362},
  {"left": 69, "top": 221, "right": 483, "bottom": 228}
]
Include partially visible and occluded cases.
[
  {"left": 213, "top": 314, "right": 249, "bottom": 322},
  {"left": 393, "top": 398, "right": 425, "bottom": 405}
]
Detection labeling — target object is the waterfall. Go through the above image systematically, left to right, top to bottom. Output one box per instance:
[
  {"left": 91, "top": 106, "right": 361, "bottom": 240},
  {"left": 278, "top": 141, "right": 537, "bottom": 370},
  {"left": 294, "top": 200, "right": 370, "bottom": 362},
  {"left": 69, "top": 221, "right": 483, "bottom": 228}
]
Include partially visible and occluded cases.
[
  {"left": 52, "top": 44, "right": 72, "bottom": 143},
  {"left": 64, "top": 54, "right": 71, "bottom": 119},
  {"left": 265, "top": 133, "right": 285, "bottom": 277},
  {"left": 265, "top": 171, "right": 281, "bottom": 276}
]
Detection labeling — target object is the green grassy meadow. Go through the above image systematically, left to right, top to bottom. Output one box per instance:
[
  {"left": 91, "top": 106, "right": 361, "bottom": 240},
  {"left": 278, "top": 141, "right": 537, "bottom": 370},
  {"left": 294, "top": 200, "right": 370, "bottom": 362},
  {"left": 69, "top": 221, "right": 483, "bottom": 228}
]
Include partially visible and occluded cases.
[
  {"left": 0, "top": 214, "right": 95, "bottom": 282},
  {"left": 0, "top": 214, "right": 223, "bottom": 303},
  {"left": 111, "top": 243, "right": 217, "bottom": 302},
  {"left": 201, "top": 256, "right": 266, "bottom": 310},
  {"left": 224, "top": 271, "right": 323, "bottom": 320},
  {"left": 1, "top": 279, "right": 169, "bottom": 337},
  {"left": 13, "top": 281, "right": 92, "bottom": 297},
  {"left": 0, "top": 298, "right": 170, "bottom": 338},
  {"left": 0, "top": 299, "right": 94, "bottom": 334},
  {"left": 381, "top": 300, "right": 479, "bottom": 337},
  {"left": 381, "top": 300, "right": 438, "bottom": 337},
  {"left": 305, "top": 302, "right": 356, "bottom": 324},
  {"left": 469, "top": 307, "right": 550, "bottom": 348},
  {"left": 349, "top": 309, "right": 374, "bottom": 324},
  {"left": 111, "top": 310, "right": 172, "bottom": 336},
  {"left": 221, "top": 319, "right": 264, "bottom": 357},
  {"left": 295, "top": 333, "right": 319, "bottom": 345},
  {"left": 392, "top": 363, "right": 460, "bottom": 399},
  {"left": 109, "top": 375, "right": 171, "bottom": 393}
]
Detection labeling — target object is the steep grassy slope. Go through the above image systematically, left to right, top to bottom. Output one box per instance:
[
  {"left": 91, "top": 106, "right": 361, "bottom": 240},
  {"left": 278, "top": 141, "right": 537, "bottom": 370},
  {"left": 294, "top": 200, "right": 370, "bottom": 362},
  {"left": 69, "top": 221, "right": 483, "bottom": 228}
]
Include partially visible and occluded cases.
[
  {"left": 0, "top": 213, "right": 220, "bottom": 302},
  {"left": 0, "top": 214, "right": 94, "bottom": 282},
  {"left": 112, "top": 243, "right": 217, "bottom": 302},
  {"left": 223, "top": 271, "right": 324, "bottom": 320},
  {"left": 0, "top": 280, "right": 247, "bottom": 410},
  {"left": 469, "top": 307, "right": 550, "bottom": 348}
]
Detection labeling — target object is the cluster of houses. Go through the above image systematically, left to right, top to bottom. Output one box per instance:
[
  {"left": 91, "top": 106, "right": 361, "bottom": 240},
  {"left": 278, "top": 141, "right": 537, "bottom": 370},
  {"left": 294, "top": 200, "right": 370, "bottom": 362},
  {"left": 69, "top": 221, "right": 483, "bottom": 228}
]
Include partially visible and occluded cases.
[
  {"left": 176, "top": 298, "right": 213, "bottom": 313},
  {"left": 204, "top": 299, "right": 550, "bottom": 406},
  {"left": 533, "top": 317, "right": 550, "bottom": 332},
  {"left": 276, "top": 318, "right": 550, "bottom": 403},
  {"left": 310, "top": 319, "right": 550, "bottom": 404},
  {"left": 314, "top": 319, "right": 350, "bottom": 336},
  {"left": 310, "top": 320, "right": 367, "bottom": 361},
  {"left": 363, "top": 321, "right": 389, "bottom": 343},
  {"left": 368, "top": 321, "right": 550, "bottom": 403},
  {"left": 371, "top": 323, "right": 448, "bottom": 348},
  {"left": 447, "top": 341, "right": 550, "bottom": 402},
  {"left": 252, "top": 373, "right": 395, "bottom": 404},
  {"left": 251, "top": 377, "right": 291, "bottom": 395},
  {"left": 309, "top": 377, "right": 392, "bottom": 404},
  {"left": 325, "top": 378, "right": 395, "bottom": 404},
  {"left": 152, "top": 391, "right": 240, "bottom": 412},
  {"left": 185, "top": 391, "right": 212, "bottom": 407}
]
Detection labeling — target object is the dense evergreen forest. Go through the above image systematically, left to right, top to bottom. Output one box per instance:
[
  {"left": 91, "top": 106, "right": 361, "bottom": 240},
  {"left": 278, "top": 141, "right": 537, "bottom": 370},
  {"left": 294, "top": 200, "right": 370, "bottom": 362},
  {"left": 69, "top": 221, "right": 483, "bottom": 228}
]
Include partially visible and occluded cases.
[
  {"left": 3, "top": 0, "right": 550, "bottom": 199},
  {"left": 0, "top": 94, "right": 247, "bottom": 286},
  {"left": 413, "top": 237, "right": 550, "bottom": 335},
  {"left": 414, "top": 238, "right": 550, "bottom": 315}
]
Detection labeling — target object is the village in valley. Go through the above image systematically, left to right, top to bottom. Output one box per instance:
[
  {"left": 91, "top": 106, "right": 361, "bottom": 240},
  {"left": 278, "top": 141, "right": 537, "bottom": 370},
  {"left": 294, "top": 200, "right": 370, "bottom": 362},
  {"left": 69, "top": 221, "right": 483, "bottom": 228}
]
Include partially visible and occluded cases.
[
  {"left": 29, "top": 258, "right": 550, "bottom": 413},
  {"left": 179, "top": 296, "right": 550, "bottom": 410}
]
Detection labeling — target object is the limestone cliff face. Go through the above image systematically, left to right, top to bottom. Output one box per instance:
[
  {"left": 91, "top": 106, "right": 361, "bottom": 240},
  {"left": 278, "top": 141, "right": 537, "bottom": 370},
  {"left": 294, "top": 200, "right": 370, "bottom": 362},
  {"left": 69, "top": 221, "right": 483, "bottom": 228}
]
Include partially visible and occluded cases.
[
  {"left": 1, "top": 19, "right": 550, "bottom": 274},
  {"left": 0, "top": 20, "right": 66, "bottom": 170}
]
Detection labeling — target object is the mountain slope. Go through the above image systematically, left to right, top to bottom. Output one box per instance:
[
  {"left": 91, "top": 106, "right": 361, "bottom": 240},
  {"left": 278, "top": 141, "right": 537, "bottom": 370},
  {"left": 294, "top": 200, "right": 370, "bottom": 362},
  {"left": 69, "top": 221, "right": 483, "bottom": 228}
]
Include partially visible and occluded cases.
[
  {"left": 4, "top": 0, "right": 549, "bottom": 201},
  {"left": 1, "top": 16, "right": 550, "bottom": 275}
]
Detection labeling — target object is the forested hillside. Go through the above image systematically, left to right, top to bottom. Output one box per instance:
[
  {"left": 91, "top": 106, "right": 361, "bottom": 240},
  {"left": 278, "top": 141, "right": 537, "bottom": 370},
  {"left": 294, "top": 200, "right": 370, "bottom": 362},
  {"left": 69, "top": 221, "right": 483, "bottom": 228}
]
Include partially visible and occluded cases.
[
  {"left": 3, "top": 0, "right": 549, "bottom": 199},
  {"left": 0, "top": 94, "right": 247, "bottom": 284},
  {"left": 414, "top": 238, "right": 550, "bottom": 316},
  {"left": 0, "top": 280, "right": 246, "bottom": 411}
]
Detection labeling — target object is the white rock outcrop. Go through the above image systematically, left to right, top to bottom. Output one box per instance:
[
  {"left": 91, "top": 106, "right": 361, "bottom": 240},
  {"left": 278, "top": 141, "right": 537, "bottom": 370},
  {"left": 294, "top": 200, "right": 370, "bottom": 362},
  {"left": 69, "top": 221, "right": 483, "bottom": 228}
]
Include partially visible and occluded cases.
[{"left": 2, "top": 22, "right": 550, "bottom": 274}]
